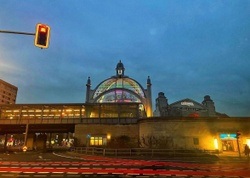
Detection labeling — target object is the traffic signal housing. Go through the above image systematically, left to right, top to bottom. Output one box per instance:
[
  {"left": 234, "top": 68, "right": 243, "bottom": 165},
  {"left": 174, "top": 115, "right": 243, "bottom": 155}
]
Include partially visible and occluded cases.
[{"left": 34, "top": 23, "right": 50, "bottom": 48}]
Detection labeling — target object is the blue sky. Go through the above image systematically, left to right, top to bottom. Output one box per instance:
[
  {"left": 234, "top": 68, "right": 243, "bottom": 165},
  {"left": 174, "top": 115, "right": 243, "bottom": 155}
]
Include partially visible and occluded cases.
[{"left": 0, "top": 0, "right": 249, "bottom": 117}]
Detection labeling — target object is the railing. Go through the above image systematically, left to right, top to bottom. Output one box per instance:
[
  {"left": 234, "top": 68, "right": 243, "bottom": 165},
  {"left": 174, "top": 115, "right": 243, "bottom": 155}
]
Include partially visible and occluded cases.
[
  {"left": 0, "top": 117, "right": 138, "bottom": 125},
  {"left": 0, "top": 118, "right": 82, "bottom": 124},
  {"left": 72, "top": 147, "right": 219, "bottom": 158}
]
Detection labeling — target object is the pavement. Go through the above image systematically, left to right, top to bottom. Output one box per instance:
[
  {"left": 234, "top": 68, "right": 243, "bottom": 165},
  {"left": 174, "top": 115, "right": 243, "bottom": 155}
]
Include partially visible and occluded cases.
[
  {"left": 1, "top": 149, "right": 249, "bottom": 164},
  {"left": 55, "top": 150, "right": 250, "bottom": 164},
  {"left": 0, "top": 151, "right": 249, "bottom": 178}
]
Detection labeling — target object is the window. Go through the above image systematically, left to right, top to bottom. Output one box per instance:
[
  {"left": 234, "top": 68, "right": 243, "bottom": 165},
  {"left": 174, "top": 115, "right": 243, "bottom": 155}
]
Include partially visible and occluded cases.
[
  {"left": 90, "top": 136, "right": 107, "bottom": 146},
  {"left": 193, "top": 138, "right": 199, "bottom": 145},
  {"left": 247, "top": 139, "right": 250, "bottom": 147}
]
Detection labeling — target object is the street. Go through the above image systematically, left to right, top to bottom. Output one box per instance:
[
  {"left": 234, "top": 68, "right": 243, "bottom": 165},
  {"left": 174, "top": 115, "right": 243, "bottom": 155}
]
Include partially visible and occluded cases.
[{"left": 0, "top": 152, "right": 249, "bottom": 177}]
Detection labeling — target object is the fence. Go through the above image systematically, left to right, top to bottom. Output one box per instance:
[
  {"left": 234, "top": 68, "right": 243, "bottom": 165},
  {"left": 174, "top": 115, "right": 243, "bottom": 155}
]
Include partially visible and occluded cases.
[{"left": 72, "top": 147, "right": 219, "bottom": 158}]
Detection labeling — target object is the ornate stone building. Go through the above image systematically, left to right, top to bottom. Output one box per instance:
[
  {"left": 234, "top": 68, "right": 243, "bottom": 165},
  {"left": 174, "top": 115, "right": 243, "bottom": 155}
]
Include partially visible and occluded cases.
[
  {"left": 85, "top": 60, "right": 153, "bottom": 117},
  {"left": 153, "top": 92, "right": 228, "bottom": 118}
]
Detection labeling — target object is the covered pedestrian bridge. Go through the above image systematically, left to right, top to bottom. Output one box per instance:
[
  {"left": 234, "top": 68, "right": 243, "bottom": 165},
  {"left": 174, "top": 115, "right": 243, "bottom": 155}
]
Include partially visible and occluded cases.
[{"left": 0, "top": 103, "right": 140, "bottom": 150}]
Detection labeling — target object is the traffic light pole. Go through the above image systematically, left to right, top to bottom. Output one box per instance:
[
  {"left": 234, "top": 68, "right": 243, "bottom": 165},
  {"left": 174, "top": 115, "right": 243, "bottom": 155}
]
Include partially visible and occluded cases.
[
  {"left": 1, "top": 23, "right": 50, "bottom": 49},
  {"left": 0, "top": 30, "right": 35, "bottom": 36},
  {"left": 236, "top": 131, "right": 241, "bottom": 158},
  {"left": 237, "top": 137, "right": 241, "bottom": 158}
]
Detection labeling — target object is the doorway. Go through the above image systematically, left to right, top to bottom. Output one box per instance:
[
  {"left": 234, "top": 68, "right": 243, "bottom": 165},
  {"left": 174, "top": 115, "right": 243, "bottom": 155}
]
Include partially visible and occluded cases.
[{"left": 222, "top": 140, "right": 236, "bottom": 151}]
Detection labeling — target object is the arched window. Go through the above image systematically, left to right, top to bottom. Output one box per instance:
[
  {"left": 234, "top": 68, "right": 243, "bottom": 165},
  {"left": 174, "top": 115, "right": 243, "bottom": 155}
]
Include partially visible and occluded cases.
[{"left": 93, "top": 78, "right": 145, "bottom": 103}]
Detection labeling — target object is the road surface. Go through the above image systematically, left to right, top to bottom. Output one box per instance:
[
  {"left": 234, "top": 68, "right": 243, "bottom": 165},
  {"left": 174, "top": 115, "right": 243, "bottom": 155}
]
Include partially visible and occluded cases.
[{"left": 0, "top": 151, "right": 249, "bottom": 177}]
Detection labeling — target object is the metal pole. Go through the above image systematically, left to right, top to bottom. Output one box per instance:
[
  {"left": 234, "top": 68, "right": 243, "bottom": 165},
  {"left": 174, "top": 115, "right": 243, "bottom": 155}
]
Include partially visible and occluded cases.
[
  {"left": 0, "top": 30, "right": 35, "bottom": 36},
  {"left": 24, "top": 124, "right": 29, "bottom": 146},
  {"left": 4, "top": 134, "right": 8, "bottom": 153},
  {"left": 237, "top": 137, "right": 241, "bottom": 158}
]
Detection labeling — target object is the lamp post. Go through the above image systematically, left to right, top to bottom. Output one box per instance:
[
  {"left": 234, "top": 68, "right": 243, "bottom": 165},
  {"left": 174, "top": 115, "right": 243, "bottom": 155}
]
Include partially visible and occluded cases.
[{"left": 236, "top": 131, "right": 241, "bottom": 158}]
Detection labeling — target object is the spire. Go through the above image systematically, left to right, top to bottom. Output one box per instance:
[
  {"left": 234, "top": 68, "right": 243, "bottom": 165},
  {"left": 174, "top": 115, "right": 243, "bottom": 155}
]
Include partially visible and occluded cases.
[
  {"left": 116, "top": 60, "right": 125, "bottom": 77},
  {"left": 86, "top": 76, "right": 91, "bottom": 87},
  {"left": 146, "top": 76, "right": 153, "bottom": 117},
  {"left": 147, "top": 76, "right": 151, "bottom": 86},
  {"left": 85, "top": 77, "right": 91, "bottom": 103}
]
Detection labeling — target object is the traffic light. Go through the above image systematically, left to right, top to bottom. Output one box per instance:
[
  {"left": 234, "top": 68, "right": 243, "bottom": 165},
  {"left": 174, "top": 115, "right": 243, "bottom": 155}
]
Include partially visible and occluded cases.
[
  {"left": 34, "top": 23, "right": 50, "bottom": 48},
  {"left": 236, "top": 131, "right": 241, "bottom": 139}
]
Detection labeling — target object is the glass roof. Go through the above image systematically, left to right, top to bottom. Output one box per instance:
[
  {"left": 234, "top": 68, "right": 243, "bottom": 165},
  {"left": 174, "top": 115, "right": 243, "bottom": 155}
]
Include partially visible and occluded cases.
[
  {"left": 93, "top": 77, "right": 145, "bottom": 103},
  {"left": 96, "top": 89, "right": 141, "bottom": 103}
]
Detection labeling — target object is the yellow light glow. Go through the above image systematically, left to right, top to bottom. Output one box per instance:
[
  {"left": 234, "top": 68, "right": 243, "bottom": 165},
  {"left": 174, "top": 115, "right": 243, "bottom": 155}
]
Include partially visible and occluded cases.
[
  {"left": 40, "top": 27, "right": 47, "bottom": 33},
  {"left": 107, "top": 134, "right": 111, "bottom": 140},
  {"left": 214, "top": 138, "right": 218, "bottom": 149},
  {"left": 247, "top": 139, "right": 250, "bottom": 147}
]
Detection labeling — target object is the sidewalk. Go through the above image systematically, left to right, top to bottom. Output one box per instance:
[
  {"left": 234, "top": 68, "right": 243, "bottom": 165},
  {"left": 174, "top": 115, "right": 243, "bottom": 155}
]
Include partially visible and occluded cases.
[
  {"left": 55, "top": 151, "right": 250, "bottom": 163},
  {"left": 217, "top": 151, "right": 250, "bottom": 163}
]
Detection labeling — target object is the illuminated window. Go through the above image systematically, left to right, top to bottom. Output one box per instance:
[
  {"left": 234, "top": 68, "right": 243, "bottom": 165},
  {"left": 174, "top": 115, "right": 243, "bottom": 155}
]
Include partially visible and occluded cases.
[
  {"left": 118, "top": 69, "right": 123, "bottom": 75},
  {"left": 93, "top": 78, "right": 145, "bottom": 101},
  {"left": 90, "top": 136, "right": 107, "bottom": 146},
  {"left": 214, "top": 138, "right": 219, "bottom": 149},
  {"left": 247, "top": 139, "right": 250, "bottom": 147}
]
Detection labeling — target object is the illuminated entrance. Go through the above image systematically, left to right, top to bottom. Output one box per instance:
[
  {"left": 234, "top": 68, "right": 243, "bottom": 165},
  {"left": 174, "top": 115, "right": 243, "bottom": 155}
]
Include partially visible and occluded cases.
[{"left": 220, "top": 133, "right": 237, "bottom": 152}]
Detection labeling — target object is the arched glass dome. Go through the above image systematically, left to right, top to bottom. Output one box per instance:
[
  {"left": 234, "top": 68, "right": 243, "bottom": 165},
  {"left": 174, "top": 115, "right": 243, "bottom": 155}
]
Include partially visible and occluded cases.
[
  {"left": 85, "top": 60, "right": 152, "bottom": 117},
  {"left": 93, "top": 77, "right": 146, "bottom": 103}
]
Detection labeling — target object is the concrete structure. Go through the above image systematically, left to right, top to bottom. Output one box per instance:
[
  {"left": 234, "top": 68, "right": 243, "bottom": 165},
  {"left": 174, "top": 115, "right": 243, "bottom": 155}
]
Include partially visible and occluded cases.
[
  {"left": 0, "top": 79, "right": 18, "bottom": 104},
  {"left": 139, "top": 117, "right": 250, "bottom": 153},
  {"left": 75, "top": 124, "right": 138, "bottom": 147}
]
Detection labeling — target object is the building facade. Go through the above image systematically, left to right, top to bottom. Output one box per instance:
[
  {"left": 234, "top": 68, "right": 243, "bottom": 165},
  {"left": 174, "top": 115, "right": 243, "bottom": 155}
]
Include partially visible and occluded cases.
[
  {"left": 85, "top": 60, "right": 153, "bottom": 118},
  {"left": 0, "top": 61, "right": 249, "bottom": 154},
  {"left": 75, "top": 61, "right": 250, "bottom": 152},
  {"left": 0, "top": 79, "right": 18, "bottom": 104},
  {"left": 153, "top": 92, "right": 228, "bottom": 118},
  {"left": 139, "top": 117, "right": 250, "bottom": 152}
]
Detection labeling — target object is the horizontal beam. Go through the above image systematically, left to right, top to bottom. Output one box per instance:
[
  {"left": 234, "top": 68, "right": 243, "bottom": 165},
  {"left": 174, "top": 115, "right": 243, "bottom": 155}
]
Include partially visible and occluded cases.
[{"left": 0, "top": 30, "right": 35, "bottom": 36}]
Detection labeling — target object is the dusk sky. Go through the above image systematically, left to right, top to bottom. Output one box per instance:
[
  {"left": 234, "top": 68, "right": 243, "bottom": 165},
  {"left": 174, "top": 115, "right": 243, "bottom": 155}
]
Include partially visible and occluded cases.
[{"left": 0, "top": 1, "right": 249, "bottom": 117}]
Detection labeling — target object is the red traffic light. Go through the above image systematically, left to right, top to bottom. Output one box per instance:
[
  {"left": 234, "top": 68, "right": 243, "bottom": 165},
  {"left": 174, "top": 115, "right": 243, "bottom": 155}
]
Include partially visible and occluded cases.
[
  {"left": 34, "top": 23, "right": 50, "bottom": 49},
  {"left": 39, "top": 26, "right": 47, "bottom": 33}
]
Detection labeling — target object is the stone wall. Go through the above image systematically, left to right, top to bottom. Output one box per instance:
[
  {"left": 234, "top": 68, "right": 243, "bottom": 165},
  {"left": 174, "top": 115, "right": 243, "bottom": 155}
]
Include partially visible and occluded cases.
[
  {"left": 74, "top": 117, "right": 250, "bottom": 152},
  {"left": 139, "top": 117, "right": 250, "bottom": 151},
  {"left": 75, "top": 124, "right": 139, "bottom": 146}
]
